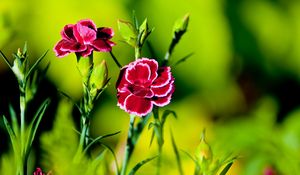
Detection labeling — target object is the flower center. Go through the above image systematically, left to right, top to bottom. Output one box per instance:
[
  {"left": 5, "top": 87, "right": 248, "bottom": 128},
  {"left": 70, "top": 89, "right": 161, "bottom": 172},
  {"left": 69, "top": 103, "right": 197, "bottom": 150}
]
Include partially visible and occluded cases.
[{"left": 128, "top": 84, "right": 151, "bottom": 97}]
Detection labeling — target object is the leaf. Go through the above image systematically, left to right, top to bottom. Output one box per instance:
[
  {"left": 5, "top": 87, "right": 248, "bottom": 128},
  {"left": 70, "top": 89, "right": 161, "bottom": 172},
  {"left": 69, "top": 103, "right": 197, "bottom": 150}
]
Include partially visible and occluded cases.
[
  {"left": 117, "top": 19, "right": 137, "bottom": 47},
  {"left": 22, "top": 42, "right": 27, "bottom": 55},
  {"left": 0, "top": 50, "right": 13, "bottom": 70},
  {"left": 25, "top": 50, "right": 48, "bottom": 81},
  {"left": 173, "top": 52, "right": 194, "bottom": 67},
  {"left": 26, "top": 98, "right": 50, "bottom": 151},
  {"left": 7, "top": 105, "right": 19, "bottom": 140},
  {"left": 161, "top": 109, "right": 177, "bottom": 126},
  {"left": 2, "top": 115, "right": 19, "bottom": 156},
  {"left": 171, "top": 130, "right": 184, "bottom": 175},
  {"left": 83, "top": 131, "right": 120, "bottom": 154},
  {"left": 99, "top": 143, "right": 120, "bottom": 175},
  {"left": 181, "top": 150, "right": 200, "bottom": 175},
  {"left": 128, "top": 156, "right": 158, "bottom": 175},
  {"left": 219, "top": 162, "right": 234, "bottom": 175}
]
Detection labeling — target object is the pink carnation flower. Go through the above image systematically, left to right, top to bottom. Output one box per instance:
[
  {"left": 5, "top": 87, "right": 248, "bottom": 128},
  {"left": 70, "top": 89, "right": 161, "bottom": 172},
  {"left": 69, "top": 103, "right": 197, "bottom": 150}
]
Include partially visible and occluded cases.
[
  {"left": 54, "top": 19, "right": 115, "bottom": 57},
  {"left": 116, "top": 58, "right": 175, "bottom": 116},
  {"left": 33, "top": 168, "right": 44, "bottom": 175}
]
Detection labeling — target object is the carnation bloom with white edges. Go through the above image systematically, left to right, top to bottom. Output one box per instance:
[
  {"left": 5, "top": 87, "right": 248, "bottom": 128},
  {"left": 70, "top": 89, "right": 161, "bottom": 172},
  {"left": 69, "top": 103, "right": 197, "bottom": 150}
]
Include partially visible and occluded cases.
[
  {"left": 54, "top": 19, "right": 115, "bottom": 57},
  {"left": 116, "top": 58, "right": 175, "bottom": 116}
]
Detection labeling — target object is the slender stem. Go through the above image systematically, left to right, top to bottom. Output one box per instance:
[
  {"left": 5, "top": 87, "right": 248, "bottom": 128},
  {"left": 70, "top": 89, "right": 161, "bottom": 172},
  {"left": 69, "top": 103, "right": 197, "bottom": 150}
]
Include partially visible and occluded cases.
[
  {"left": 135, "top": 46, "right": 141, "bottom": 60},
  {"left": 109, "top": 51, "right": 122, "bottom": 68},
  {"left": 19, "top": 82, "right": 26, "bottom": 175},
  {"left": 121, "top": 115, "right": 136, "bottom": 175},
  {"left": 74, "top": 121, "right": 88, "bottom": 163}
]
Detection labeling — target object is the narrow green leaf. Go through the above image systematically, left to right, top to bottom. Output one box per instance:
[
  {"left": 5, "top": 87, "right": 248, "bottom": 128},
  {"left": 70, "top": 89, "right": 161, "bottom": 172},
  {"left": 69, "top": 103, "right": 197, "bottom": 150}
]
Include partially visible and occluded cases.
[
  {"left": 132, "top": 10, "right": 139, "bottom": 30},
  {"left": 22, "top": 42, "right": 28, "bottom": 55},
  {"left": 0, "top": 50, "right": 13, "bottom": 70},
  {"left": 25, "top": 50, "right": 48, "bottom": 81},
  {"left": 173, "top": 52, "right": 194, "bottom": 66},
  {"left": 58, "top": 90, "right": 82, "bottom": 114},
  {"left": 26, "top": 98, "right": 50, "bottom": 150},
  {"left": 8, "top": 104, "right": 19, "bottom": 138},
  {"left": 161, "top": 110, "right": 177, "bottom": 126},
  {"left": 2, "top": 115, "right": 16, "bottom": 139},
  {"left": 171, "top": 130, "right": 184, "bottom": 175},
  {"left": 83, "top": 131, "right": 121, "bottom": 154},
  {"left": 100, "top": 143, "right": 121, "bottom": 175},
  {"left": 181, "top": 150, "right": 200, "bottom": 175},
  {"left": 128, "top": 156, "right": 157, "bottom": 175},
  {"left": 219, "top": 162, "right": 233, "bottom": 175}
]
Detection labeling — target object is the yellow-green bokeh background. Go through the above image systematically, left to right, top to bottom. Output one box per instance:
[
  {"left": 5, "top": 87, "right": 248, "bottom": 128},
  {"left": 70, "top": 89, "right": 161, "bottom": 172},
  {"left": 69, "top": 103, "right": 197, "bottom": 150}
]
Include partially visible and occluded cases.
[{"left": 1, "top": 0, "right": 300, "bottom": 174}]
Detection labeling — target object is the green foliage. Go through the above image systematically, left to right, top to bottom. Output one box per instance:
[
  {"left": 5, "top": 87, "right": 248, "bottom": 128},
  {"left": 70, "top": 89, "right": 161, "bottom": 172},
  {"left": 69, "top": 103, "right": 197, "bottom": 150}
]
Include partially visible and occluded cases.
[{"left": 128, "top": 156, "right": 157, "bottom": 175}]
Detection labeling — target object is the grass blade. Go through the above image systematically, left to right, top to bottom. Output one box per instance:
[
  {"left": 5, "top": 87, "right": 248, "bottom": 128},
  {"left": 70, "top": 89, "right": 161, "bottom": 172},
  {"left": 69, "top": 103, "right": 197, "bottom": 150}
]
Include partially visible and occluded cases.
[
  {"left": 0, "top": 50, "right": 13, "bottom": 70},
  {"left": 25, "top": 50, "right": 48, "bottom": 81},
  {"left": 26, "top": 98, "right": 50, "bottom": 150},
  {"left": 9, "top": 104, "right": 19, "bottom": 138},
  {"left": 171, "top": 130, "right": 184, "bottom": 175},
  {"left": 83, "top": 131, "right": 120, "bottom": 154},
  {"left": 100, "top": 143, "right": 121, "bottom": 175},
  {"left": 128, "top": 156, "right": 157, "bottom": 175},
  {"left": 219, "top": 162, "right": 233, "bottom": 175}
]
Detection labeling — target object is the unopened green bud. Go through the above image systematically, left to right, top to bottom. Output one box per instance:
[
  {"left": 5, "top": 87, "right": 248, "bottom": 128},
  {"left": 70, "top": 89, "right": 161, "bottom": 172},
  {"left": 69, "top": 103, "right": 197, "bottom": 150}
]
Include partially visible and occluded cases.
[
  {"left": 172, "top": 14, "right": 189, "bottom": 37},
  {"left": 138, "top": 18, "right": 152, "bottom": 46},
  {"left": 12, "top": 48, "right": 27, "bottom": 83},
  {"left": 77, "top": 57, "right": 93, "bottom": 83},
  {"left": 89, "top": 60, "right": 108, "bottom": 97},
  {"left": 195, "top": 130, "right": 212, "bottom": 163}
]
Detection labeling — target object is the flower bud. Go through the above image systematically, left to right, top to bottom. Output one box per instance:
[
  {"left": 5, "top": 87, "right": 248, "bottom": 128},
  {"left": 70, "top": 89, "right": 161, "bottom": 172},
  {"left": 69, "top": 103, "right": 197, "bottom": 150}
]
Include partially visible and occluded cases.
[
  {"left": 172, "top": 14, "right": 189, "bottom": 36},
  {"left": 138, "top": 18, "right": 152, "bottom": 46},
  {"left": 12, "top": 48, "right": 27, "bottom": 83},
  {"left": 77, "top": 56, "right": 93, "bottom": 83},
  {"left": 89, "top": 60, "right": 108, "bottom": 97},
  {"left": 195, "top": 130, "right": 212, "bottom": 163}
]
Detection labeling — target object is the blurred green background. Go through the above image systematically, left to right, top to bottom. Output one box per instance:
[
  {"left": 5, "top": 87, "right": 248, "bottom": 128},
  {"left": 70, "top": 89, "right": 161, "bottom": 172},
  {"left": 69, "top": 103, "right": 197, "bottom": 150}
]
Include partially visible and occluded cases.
[{"left": 1, "top": 0, "right": 300, "bottom": 174}]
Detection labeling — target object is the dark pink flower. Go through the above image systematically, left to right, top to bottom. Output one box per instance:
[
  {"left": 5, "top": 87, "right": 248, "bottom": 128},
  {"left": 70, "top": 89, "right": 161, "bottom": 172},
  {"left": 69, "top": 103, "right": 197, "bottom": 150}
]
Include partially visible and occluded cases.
[
  {"left": 54, "top": 19, "right": 115, "bottom": 58},
  {"left": 116, "top": 58, "right": 175, "bottom": 116},
  {"left": 263, "top": 166, "right": 277, "bottom": 175},
  {"left": 33, "top": 168, "right": 45, "bottom": 175}
]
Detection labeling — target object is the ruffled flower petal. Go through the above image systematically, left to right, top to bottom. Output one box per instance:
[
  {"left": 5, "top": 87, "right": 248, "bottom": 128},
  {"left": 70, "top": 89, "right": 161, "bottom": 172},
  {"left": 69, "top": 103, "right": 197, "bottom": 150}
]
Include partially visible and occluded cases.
[
  {"left": 73, "top": 23, "right": 97, "bottom": 44},
  {"left": 61, "top": 24, "right": 75, "bottom": 41},
  {"left": 97, "top": 27, "right": 114, "bottom": 39},
  {"left": 92, "top": 39, "right": 113, "bottom": 52},
  {"left": 53, "top": 40, "right": 71, "bottom": 57},
  {"left": 139, "top": 58, "right": 158, "bottom": 82},
  {"left": 126, "top": 63, "right": 151, "bottom": 85},
  {"left": 152, "top": 67, "right": 172, "bottom": 88},
  {"left": 151, "top": 79, "right": 174, "bottom": 97},
  {"left": 117, "top": 91, "right": 130, "bottom": 110},
  {"left": 124, "top": 94, "right": 153, "bottom": 116}
]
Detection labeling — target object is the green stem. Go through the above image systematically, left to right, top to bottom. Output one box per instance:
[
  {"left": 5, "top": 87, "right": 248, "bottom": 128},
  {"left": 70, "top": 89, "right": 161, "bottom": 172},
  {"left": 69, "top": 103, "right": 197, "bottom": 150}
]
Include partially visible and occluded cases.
[
  {"left": 135, "top": 46, "right": 141, "bottom": 60},
  {"left": 109, "top": 51, "right": 122, "bottom": 68},
  {"left": 19, "top": 83, "right": 26, "bottom": 175},
  {"left": 121, "top": 115, "right": 136, "bottom": 175},
  {"left": 74, "top": 120, "right": 89, "bottom": 163}
]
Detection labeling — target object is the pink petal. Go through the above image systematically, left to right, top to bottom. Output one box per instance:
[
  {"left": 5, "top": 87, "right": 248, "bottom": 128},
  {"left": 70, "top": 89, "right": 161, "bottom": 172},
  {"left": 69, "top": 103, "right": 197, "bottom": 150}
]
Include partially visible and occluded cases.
[
  {"left": 77, "top": 19, "right": 97, "bottom": 30},
  {"left": 73, "top": 23, "right": 97, "bottom": 44},
  {"left": 60, "top": 24, "right": 75, "bottom": 41},
  {"left": 97, "top": 27, "right": 114, "bottom": 39},
  {"left": 92, "top": 39, "right": 112, "bottom": 52},
  {"left": 53, "top": 40, "right": 70, "bottom": 57},
  {"left": 60, "top": 40, "right": 87, "bottom": 52},
  {"left": 79, "top": 46, "right": 94, "bottom": 57},
  {"left": 139, "top": 58, "right": 158, "bottom": 82},
  {"left": 125, "top": 63, "right": 151, "bottom": 85},
  {"left": 116, "top": 67, "right": 130, "bottom": 92},
  {"left": 152, "top": 67, "right": 172, "bottom": 88},
  {"left": 151, "top": 79, "right": 174, "bottom": 97},
  {"left": 117, "top": 91, "right": 130, "bottom": 110},
  {"left": 124, "top": 94, "right": 153, "bottom": 116},
  {"left": 152, "top": 94, "right": 172, "bottom": 107}
]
